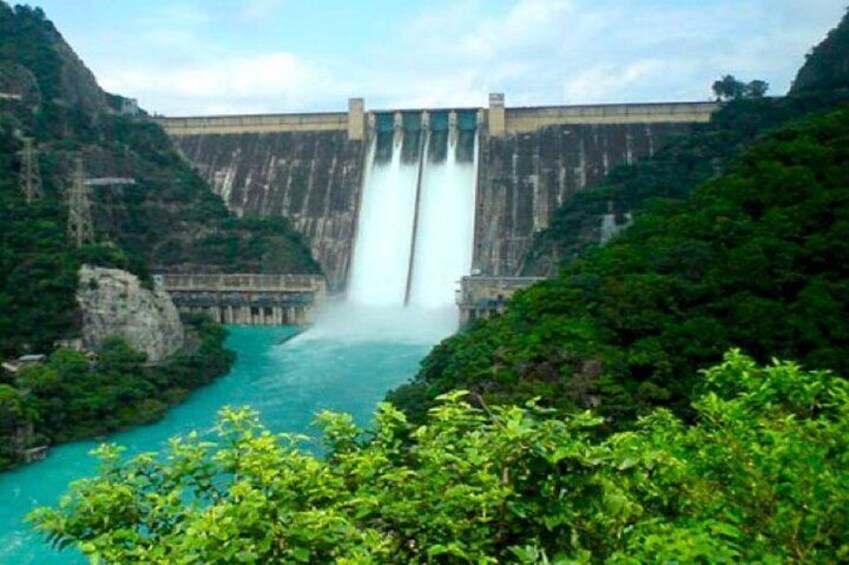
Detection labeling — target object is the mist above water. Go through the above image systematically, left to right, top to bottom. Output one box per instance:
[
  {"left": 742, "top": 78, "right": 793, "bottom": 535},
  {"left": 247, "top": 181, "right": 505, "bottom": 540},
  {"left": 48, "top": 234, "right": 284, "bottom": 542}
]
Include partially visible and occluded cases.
[{"left": 290, "top": 300, "right": 459, "bottom": 345}]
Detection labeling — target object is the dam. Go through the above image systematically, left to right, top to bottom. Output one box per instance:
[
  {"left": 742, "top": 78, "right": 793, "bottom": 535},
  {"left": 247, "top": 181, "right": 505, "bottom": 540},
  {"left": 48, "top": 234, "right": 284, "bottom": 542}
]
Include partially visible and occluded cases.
[{"left": 157, "top": 95, "right": 717, "bottom": 307}]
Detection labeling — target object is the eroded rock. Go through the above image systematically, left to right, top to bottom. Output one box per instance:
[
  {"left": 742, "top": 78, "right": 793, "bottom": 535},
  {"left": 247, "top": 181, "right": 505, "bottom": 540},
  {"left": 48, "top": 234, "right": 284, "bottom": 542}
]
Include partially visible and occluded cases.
[{"left": 77, "top": 265, "right": 184, "bottom": 363}]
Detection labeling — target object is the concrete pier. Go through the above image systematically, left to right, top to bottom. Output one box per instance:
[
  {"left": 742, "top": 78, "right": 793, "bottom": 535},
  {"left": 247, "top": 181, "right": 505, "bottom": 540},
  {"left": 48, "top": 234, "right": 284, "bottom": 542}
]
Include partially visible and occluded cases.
[
  {"left": 156, "top": 274, "right": 326, "bottom": 325},
  {"left": 457, "top": 276, "right": 545, "bottom": 327}
]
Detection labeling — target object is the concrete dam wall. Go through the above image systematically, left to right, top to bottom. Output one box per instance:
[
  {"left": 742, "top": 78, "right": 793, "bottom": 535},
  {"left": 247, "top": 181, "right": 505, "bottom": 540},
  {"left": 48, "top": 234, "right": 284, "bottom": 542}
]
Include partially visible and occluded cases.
[
  {"left": 158, "top": 96, "right": 716, "bottom": 288},
  {"left": 475, "top": 118, "right": 695, "bottom": 276},
  {"left": 170, "top": 129, "right": 363, "bottom": 292}
]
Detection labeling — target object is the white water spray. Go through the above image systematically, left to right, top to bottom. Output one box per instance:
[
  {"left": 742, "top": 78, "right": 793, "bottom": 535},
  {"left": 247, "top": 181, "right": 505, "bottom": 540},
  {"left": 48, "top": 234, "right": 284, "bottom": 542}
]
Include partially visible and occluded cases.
[
  {"left": 302, "top": 120, "right": 478, "bottom": 344},
  {"left": 408, "top": 134, "right": 478, "bottom": 309},
  {"left": 346, "top": 135, "right": 420, "bottom": 307}
]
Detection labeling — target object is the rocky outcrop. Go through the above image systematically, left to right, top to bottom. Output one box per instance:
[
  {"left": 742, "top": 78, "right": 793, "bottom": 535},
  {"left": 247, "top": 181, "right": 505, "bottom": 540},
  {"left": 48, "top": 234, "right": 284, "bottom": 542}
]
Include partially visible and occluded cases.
[
  {"left": 0, "top": 4, "right": 107, "bottom": 115},
  {"left": 53, "top": 36, "right": 107, "bottom": 115},
  {"left": 474, "top": 122, "right": 694, "bottom": 276},
  {"left": 77, "top": 265, "right": 184, "bottom": 363}
]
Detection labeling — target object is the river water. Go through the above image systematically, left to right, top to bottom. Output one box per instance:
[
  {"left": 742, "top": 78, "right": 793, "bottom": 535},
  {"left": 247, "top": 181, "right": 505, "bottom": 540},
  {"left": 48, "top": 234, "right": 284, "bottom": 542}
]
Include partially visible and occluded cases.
[{"left": 0, "top": 323, "right": 435, "bottom": 564}]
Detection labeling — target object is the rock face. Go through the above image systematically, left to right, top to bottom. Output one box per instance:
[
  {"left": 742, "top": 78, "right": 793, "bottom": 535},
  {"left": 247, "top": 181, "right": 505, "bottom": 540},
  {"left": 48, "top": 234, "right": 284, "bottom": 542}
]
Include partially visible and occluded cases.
[
  {"left": 172, "top": 131, "right": 364, "bottom": 291},
  {"left": 77, "top": 265, "right": 184, "bottom": 363}
]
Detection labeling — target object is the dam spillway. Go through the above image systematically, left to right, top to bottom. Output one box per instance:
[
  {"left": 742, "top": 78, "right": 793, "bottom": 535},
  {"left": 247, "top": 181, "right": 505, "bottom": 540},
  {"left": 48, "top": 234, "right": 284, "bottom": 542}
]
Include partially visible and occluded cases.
[
  {"left": 348, "top": 110, "right": 479, "bottom": 310},
  {"left": 408, "top": 113, "right": 478, "bottom": 309},
  {"left": 346, "top": 115, "right": 420, "bottom": 306}
]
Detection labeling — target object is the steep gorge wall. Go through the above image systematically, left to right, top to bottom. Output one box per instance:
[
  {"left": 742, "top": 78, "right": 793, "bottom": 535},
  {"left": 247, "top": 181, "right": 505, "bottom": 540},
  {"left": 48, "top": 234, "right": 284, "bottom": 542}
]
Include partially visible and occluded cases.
[
  {"left": 474, "top": 120, "right": 694, "bottom": 275},
  {"left": 171, "top": 131, "right": 364, "bottom": 291}
]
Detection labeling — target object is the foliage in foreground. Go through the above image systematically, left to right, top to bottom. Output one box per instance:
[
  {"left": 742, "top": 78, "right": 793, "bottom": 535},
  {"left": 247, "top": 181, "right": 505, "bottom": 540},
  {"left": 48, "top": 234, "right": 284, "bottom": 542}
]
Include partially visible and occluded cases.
[{"left": 30, "top": 352, "right": 849, "bottom": 564}]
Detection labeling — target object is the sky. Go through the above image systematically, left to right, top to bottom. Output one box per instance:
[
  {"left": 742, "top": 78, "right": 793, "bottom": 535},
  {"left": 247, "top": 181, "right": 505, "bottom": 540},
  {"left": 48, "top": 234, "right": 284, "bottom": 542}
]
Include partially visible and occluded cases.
[{"left": 29, "top": 0, "right": 848, "bottom": 116}]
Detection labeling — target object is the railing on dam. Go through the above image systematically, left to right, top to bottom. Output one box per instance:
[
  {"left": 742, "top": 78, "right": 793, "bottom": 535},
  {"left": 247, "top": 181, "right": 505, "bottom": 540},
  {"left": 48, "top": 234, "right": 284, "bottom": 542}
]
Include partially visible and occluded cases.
[
  {"left": 501, "top": 101, "right": 718, "bottom": 132},
  {"left": 156, "top": 112, "right": 349, "bottom": 136},
  {"left": 155, "top": 274, "right": 327, "bottom": 326},
  {"left": 157, "top": 274, "right": 326, "bottom": 293}
]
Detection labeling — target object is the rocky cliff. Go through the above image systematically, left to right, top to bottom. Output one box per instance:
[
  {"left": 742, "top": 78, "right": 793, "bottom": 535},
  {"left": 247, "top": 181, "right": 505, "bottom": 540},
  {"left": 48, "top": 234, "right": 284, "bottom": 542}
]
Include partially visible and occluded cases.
[
  {"left": 474, "top": 121, "right": 693, "bottom": 275},
  {"left": 172, "top": 131, "right": 364, "bottom": 291},
  {"left": 77, "top": 265, "right": 184, "bottom": 363}
]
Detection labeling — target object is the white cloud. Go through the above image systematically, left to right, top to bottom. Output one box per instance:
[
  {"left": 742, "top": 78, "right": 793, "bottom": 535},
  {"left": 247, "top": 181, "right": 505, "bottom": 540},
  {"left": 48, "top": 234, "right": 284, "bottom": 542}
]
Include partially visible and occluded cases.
[
  {"left": 81, "top": 0, "right": 848, "bottom": 114},
  {"left": 239, "top": 0, "right": 288, "bottom": 24},
  {"left": 101, "top": 52, "right": 340, "bottom": 115},
  {"left": 562, "top": 60, "right": 668, "bottom": 102}
]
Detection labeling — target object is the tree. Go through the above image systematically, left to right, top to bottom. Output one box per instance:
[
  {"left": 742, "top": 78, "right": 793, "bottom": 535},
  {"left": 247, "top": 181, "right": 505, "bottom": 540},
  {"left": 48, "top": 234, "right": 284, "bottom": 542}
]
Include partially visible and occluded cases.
[
  {"left": 712, "top": 74, "right": 769, "bottom": 100},
  {"left": 712, "top": 74, "right": 746, "bottom": 100},
  {"left": 746, "top": 79, "right": 769, "bottom": 98},
  {"left": 29, "top": 352, "right": 849, "bottom": 563},
  {"left": 0, "top": 384, "right": 30, "bottom": 468}
]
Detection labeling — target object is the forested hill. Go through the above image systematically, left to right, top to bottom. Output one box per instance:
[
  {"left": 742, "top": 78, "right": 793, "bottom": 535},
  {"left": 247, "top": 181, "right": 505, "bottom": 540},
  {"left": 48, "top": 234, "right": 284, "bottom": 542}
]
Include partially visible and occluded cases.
[
  {"left": 0, "top": 3, "right": 318, "bottom": 355},
  {"left": 791, "top": 8, "right": 849, "bottom": 95},
  {"left": 390, "top": 12, "right": 849, "bottom": 424}
]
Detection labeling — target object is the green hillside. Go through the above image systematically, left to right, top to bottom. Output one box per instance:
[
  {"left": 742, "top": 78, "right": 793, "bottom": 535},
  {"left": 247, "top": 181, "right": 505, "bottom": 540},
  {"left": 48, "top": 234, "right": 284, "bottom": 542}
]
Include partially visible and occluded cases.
[{"left": 0, "top": 3, "right": 319, "bottom": 356}]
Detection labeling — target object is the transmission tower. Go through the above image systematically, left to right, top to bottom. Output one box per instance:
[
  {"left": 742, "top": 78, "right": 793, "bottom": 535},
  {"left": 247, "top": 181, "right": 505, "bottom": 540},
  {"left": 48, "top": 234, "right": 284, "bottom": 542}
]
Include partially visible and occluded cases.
[
  {"left": 17, "top": 138, "right": 43, "bottom": 203},
  {"left": 67, "top": 156, "right": 94, "bottom": 248}
]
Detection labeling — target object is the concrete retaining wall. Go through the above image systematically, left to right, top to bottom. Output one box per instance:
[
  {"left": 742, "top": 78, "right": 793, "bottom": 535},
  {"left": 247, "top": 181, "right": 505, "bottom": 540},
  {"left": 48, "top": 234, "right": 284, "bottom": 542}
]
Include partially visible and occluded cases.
[
  {"left": 501, "top": 102, "right": 716, "bottom": 133},
  {"left": 156, "top": 112, "right": 348, "bottom": 135}
]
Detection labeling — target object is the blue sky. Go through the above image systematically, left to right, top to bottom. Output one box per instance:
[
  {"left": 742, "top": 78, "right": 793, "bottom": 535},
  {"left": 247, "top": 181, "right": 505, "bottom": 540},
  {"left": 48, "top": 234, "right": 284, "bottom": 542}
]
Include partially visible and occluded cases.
[{"left": 30, "top": 0, "right": 847, "bottom": 116}]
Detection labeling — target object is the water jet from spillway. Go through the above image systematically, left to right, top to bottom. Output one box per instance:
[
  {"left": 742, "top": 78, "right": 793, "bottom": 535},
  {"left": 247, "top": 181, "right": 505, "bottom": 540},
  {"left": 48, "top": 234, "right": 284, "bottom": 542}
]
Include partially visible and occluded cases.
[{"left": 321, "top": 110, "right": 478, "bottom": 341}]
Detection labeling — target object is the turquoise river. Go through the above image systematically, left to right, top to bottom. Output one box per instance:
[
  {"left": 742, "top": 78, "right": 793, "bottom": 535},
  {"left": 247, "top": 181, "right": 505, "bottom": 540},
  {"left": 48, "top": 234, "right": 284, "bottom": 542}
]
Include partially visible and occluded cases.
[{"left": 0, "top": 322, "right": 437, "bottom": 564}]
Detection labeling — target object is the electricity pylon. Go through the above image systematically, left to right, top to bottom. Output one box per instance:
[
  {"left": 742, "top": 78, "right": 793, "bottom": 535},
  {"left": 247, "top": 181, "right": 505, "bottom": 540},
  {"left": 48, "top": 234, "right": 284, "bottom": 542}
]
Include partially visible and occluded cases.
[
  {"left": 17, "top": 138, "right": 43, "bottom": 203},
  {"left": 67, "top": 156, "right": 94, "bottom": 248}
]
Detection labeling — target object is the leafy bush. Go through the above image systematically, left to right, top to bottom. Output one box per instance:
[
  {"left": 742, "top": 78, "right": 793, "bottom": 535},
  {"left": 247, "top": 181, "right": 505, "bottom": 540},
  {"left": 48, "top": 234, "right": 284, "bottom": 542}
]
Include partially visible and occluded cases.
[{"left": 30, "top": 352, "right": 849, "bottom": 563}]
